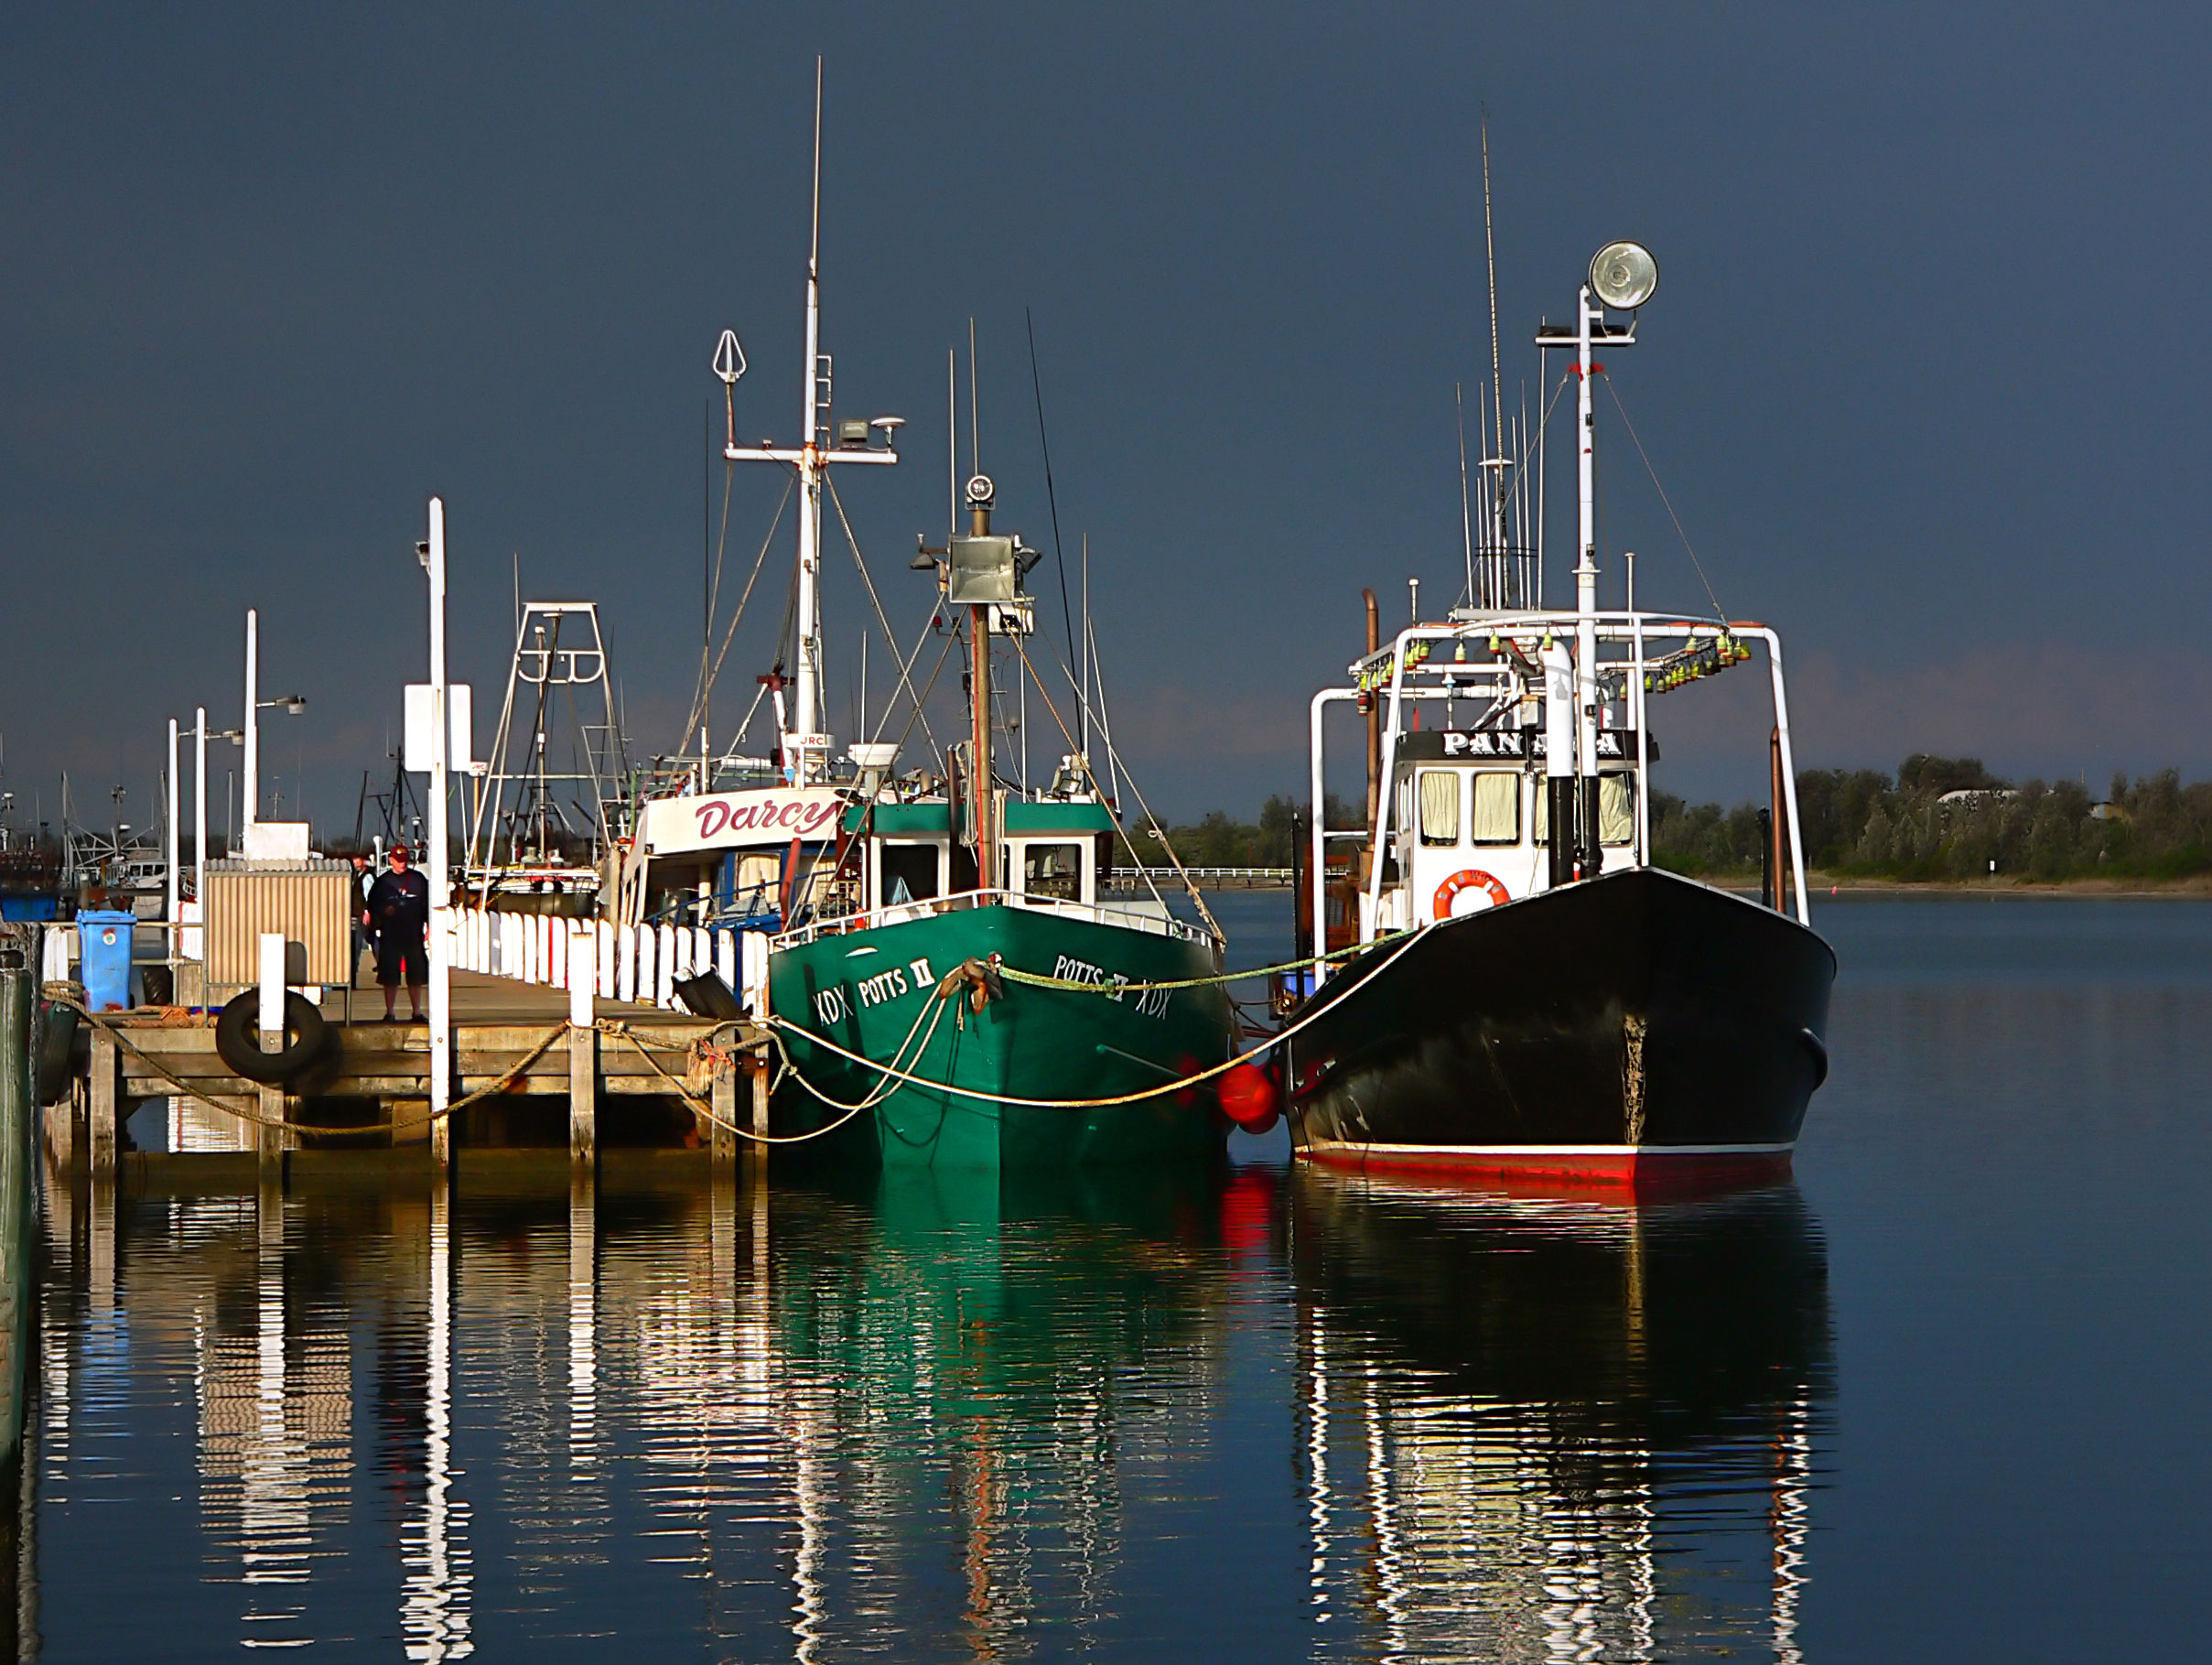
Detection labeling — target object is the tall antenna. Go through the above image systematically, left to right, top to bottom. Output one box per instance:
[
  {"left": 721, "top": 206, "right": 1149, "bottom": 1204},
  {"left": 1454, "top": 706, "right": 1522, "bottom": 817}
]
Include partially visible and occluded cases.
[
  {"left": 809, "top": 58, "right": 824, "bottom": 289},
  {"left": 1481, "top": 106, "right": 1505, "bottom": 499},
  {"left": 967, "top": 317, "right": 980, "bottom": 481},
  {"left": 946, "top": 347, "right": 957, "bottom": 547},
  {"left": 1455, "top": 383, "right": 1474, "bottom": 606}
]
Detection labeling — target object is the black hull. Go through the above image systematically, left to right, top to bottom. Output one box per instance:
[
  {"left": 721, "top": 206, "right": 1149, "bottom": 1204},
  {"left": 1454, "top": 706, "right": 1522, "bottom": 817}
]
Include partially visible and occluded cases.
[{"left": 1285, "top": 866, "right": 1836, "bottom": 1187}]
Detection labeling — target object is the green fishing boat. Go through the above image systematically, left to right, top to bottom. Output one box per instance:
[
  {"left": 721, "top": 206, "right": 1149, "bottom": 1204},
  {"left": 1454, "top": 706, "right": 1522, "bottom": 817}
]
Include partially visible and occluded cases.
[
  {"left": 622, "top": 95, "right": 1238, "bottom": 1173},
  {"left": 768, "top": 801, "right": 1235, "bottom": 1171}
]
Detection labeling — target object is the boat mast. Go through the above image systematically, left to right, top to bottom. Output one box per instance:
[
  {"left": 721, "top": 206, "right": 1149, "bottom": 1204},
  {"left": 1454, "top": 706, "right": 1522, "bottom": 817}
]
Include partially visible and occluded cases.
[
  {"left": 720, "top": 59, "right": 898, "bottom": 785},
  {"left": 794, "top": 60, "right": 828, "bottom": 777},
  {"left": 1575, "top": 280, "right": 1602, "bottom": 878},
  {"left": 966, "top": 477, "right": 997, "bottom": 889}
]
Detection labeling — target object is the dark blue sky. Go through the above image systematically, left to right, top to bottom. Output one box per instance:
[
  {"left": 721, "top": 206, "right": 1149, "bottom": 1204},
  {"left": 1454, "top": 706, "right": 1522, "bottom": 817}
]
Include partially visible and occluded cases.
[{"left": 5, "top": 3, "right": 2207, "bottom": 837}]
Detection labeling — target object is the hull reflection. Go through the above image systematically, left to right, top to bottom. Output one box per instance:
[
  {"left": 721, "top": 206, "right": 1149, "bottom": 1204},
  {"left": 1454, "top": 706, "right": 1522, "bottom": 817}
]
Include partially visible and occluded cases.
[{"left": 1291, "top": 1172, "right": 1833, "bottom": 1662}]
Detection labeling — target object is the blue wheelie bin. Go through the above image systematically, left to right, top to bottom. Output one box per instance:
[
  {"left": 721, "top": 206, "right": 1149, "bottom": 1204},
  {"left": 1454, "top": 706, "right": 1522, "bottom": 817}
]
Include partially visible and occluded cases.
[{"left": 78, "top": 909, "right": 137, "bottom": 1012}]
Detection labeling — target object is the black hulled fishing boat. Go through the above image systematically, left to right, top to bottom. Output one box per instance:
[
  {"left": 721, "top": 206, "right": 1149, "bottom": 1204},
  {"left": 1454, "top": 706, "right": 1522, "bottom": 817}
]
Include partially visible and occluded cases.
[{"left": 1279, "top": 241, "right": 1835, "bottom": 1188}]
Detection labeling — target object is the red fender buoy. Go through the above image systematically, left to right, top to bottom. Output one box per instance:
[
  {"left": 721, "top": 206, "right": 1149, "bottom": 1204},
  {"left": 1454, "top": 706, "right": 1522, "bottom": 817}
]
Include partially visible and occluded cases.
[{"left": 1219, "top": 1060, "right": 1281, "bottom": 1135}]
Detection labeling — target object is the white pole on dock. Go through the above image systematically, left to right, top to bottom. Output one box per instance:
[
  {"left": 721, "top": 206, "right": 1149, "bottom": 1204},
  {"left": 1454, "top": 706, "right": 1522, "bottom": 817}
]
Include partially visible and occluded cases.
[
  {"left": 426, "top": 499, "right": 453, "bottom": 1166},
  {"left": 243, "top": 609, "right": 259, "bottom": 836},
  {"left": 194, "top": 707, "right": 208, "bottom": 896},
  {"left": 166, "top": 718, "right": 180, "bottom": 981}
]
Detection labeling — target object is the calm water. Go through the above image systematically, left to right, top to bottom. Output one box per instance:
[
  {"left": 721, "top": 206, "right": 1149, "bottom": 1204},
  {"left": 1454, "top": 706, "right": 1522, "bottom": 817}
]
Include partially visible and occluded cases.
[{"left": 13, "top": 893, "right": 2212, "bottom": 1661}]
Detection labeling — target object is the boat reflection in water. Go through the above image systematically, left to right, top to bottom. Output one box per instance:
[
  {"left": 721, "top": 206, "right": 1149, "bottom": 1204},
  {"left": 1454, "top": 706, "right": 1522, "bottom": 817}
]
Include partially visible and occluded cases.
[
  {"left": 25, "top": 1160, "right": 1829, "bottom": 1659},
  {"left": 1290, "top": 1169, "right": 1834, "bottom": 1662}
]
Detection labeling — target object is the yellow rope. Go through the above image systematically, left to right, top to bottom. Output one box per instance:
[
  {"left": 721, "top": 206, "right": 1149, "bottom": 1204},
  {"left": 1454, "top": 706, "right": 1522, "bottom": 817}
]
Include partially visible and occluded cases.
[
  {"left": 763, "top": 926, "right": 1422, "bottom": 1110},
  {"left": 996, "top": 933, "right": 1408, "bottom": 995},
  {"left": 596, "top": 977, "right": 951, "bottom": 1144},
  {"left": 48, "top": 993, "right": 568, "bottom": 1135}
]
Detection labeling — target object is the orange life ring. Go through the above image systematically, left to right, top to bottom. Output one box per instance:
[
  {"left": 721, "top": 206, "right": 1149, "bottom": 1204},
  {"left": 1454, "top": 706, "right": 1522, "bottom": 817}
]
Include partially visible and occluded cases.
[{"left": 1433, "top": 869, "right": 1511, "bottom": 919}]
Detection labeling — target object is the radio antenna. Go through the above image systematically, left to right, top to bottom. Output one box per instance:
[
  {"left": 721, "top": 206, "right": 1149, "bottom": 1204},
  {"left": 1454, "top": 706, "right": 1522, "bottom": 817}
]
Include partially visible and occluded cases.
[
  {"left": 1482, "top": 105, "right": 1505, "bottom": 501},
  {"left": 1455, "top": 383, "right": 1474, "bottom": 606}
]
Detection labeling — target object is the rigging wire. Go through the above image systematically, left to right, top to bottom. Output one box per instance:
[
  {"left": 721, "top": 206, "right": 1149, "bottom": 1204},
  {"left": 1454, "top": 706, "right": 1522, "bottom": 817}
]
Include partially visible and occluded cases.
[
  {"left": 1024, "top": 308, "right": 1082, "bottom": 677},
  {"left": 1599, "top": 373, "right": 1728, "bottom": 620},
  {"left": 676, "top": 470, "right": 796, "bottom": 755},
  {"left": 823, "top": 473, "right": 945, "bottom": 768},
  {"left": 1012, "top": 633, "right": 1204, "bottom": 934}
]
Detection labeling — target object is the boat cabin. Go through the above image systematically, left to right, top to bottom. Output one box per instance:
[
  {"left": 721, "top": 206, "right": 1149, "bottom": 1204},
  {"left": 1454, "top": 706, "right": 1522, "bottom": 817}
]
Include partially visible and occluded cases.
[
  {"left": 1381, "top": 730, "right": 1640, "bottom": 931},
  {"left": 857, "top": 799, "right": 1117, "bottom": 914}
]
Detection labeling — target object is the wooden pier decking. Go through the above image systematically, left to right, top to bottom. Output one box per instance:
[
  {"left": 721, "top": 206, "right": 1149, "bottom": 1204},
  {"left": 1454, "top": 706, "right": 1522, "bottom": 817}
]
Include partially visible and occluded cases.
[{"left": 51, "top": 968, "right": 770, "bottom": 1182}]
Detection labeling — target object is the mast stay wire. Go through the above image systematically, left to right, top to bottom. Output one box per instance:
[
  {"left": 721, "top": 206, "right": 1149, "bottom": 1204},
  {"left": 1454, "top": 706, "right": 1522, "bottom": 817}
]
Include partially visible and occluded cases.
[
  {"left": 1024, "top": 308, "right": 1082, "bottom": 679},
  {"left": 1599, "top": 373, "right": 1727, "bottom": 621},
  {"left": 694, "top": 413, "right": 736, "bottom": 744},
  {"left": 676, "top": 471, "right": 795, "bottom": 757},
  {"left": 824, "top": 473, "right": 945, "bottom": 769},
  {"left": 1012, "top": 628, "right": 1203, "bottom": 928}
]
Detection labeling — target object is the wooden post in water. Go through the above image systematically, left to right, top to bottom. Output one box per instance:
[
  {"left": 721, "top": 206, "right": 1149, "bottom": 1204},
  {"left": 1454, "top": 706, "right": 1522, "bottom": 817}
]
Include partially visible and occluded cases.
[
  {"left": 568, "top": 924, "right": 597, "bottom": 1169},
  {"left": 254, "top": 933, "right": 286, "bottom": 1185},
  {"left": 0, "top": 937, "right": 37, "bottom": 1464},
  {"left": 88, "top": 1026, "right": 117, "bottom": 1181},
  {"left": 709, "top": 1052, "right": 738, "bottom": 1176},
  {"left": 748, "top": 1052, "right": 771, "bottom": 1173}
]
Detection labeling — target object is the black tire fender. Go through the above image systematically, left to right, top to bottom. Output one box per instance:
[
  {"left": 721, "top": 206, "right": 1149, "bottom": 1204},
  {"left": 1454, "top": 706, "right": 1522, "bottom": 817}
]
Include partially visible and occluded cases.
[
  {"left": 215, "top": 989, "right": 330, "bottom": 1085},
  {"left": 35, "top": 1001, "right": 77, "bottom": 1107}
]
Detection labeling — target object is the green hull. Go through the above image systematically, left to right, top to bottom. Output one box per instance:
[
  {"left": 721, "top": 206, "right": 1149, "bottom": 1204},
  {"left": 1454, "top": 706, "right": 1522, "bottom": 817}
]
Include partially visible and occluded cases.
[{"left": 767, "top": 902, "right": 1235, "bottom": 1173}]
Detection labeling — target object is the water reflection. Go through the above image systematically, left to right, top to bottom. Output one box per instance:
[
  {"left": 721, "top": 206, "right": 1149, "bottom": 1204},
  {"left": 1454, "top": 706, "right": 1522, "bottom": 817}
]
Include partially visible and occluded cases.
[
  {"left": 27, "top": 1163, "right": 1830, "bottom": 1660},
  {"left": 1290, "top": 1172, "right": 1834, "bottom": 1662}
]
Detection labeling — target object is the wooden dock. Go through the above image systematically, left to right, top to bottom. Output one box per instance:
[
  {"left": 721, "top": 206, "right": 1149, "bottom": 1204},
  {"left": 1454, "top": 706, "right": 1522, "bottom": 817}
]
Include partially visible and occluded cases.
[{"left": 49, "top": 968, "right": 771, "bottom": 1182}]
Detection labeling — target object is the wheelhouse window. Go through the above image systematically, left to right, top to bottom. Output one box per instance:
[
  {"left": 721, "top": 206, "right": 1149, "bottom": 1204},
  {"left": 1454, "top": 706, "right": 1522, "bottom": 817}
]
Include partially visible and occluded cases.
[
  {"left": 1418, "top": 770, "right": 1462, "bottom": 847},
  {"left": 1472, "top": 773, "right": 1520, "bottom": 845},
  {"left": 1600, "top": 773, "right": 1636, "bottom": 846},
  {"left": 880, "top": 841, "right": 942, "bottom": 904},
  {"left": 1021, "top": 841, "right": 1084, "bottom": 902}
]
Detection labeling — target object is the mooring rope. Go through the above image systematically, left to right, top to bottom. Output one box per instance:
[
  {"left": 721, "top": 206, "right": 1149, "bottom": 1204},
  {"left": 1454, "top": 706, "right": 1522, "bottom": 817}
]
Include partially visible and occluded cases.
[
  {"left": 762, "top": 927, "right": 1425, "bottom": 1111},
  {"left": 995, "top": 933, "right": 1409, "bottom": 996},
  {"left": 46, "top": 992, "right": 571, "bottom": 1136}
]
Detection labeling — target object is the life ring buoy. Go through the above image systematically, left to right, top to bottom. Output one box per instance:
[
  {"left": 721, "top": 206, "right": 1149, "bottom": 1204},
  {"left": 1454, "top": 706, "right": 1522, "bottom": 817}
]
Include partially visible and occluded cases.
[{"left": 1433, "top": 869, "right": 1511, "bottom": 920}]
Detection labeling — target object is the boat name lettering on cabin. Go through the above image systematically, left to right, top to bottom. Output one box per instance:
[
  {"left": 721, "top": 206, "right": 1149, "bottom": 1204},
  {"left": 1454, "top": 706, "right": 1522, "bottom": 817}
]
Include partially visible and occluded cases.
[
  {"left": 1435, "top": 730, "right": 1638, "bottom": 760},
  {"left": 1440, "top": 730, "right": 1531, "bottom": 759},
  {"left": 641, "top": 786, "right": 847, "bottom": 853},
  {"left": 693, "top": 794, "right": 841, "bottom": 839}
]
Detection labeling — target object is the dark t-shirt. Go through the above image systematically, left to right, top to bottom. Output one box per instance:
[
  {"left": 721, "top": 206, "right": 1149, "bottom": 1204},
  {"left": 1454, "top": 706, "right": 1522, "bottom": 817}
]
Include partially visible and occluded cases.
[{"left": 368, "top": 869, "right": 430, "bottom": 940}]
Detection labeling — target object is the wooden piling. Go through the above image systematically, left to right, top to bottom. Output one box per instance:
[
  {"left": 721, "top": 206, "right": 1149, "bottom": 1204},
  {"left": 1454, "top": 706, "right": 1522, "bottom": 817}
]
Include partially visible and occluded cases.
[
  {"left": 568, "top": 930, "right": 597, "bottom": 1169},
  {"left": 89, "top": 1027, "right": 118, "bottom": 1180},
  {"left": 569, "top": 1028, "right": 598, "bottom": 1167},
  {"left": 748, "top": 1053, "right": 771, "bottom": 1173},
  {"left": 709, "top": 1054, "right": 738, "bottom": 1175},
  {"left": 256, "top": 1083, "right": 286, "bottom": 1186}
]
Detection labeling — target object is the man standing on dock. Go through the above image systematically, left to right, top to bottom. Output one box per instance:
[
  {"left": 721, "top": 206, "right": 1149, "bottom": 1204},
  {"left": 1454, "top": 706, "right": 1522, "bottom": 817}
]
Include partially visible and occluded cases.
[
  {"left": 367, "top": 844, "right": 429, "bottom": 1022},
  {"left": 350, "top": 852, "right": 375, "bottom": 987}
]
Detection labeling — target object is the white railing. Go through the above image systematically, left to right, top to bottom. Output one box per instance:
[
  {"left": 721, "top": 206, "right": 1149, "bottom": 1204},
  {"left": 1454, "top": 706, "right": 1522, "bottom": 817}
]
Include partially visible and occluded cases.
[
  {"left": 1102, "top": 866, "right": 1292, "bottom": 887},
  {"left": 386, "top": 884, "right": 1224, "bottom": 1013},
  {"left": 771, "top": 887, "right": 1215, "bottom": 951},
  {"left": 453, "top": 908, "right": 747, "bottom": 1013}
]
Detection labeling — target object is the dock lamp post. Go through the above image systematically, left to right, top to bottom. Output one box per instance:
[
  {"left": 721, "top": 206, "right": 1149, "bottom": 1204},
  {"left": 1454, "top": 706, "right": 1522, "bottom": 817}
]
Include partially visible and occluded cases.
[
  {"left": 419, "top": 502, "right": 454, "bottom": 1170},
  {"left": 240, "top": 606, "right": 308, "bottom": 838}
]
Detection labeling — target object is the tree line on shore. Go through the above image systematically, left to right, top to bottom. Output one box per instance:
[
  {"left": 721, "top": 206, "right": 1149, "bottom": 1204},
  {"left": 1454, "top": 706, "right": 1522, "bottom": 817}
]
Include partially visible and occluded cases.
[{"left": 1145, "top": 758, "right": 2212, "bottom": 881}]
